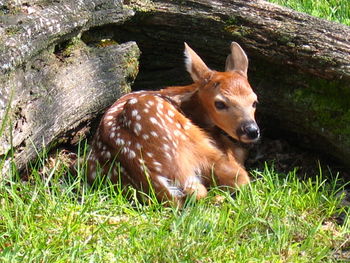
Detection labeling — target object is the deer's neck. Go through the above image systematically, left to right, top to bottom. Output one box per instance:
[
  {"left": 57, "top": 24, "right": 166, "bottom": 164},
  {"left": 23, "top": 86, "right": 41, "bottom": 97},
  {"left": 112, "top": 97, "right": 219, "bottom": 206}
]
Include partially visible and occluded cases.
[{"left": 160, "top": 84, "right": 213, "bottom": 129}]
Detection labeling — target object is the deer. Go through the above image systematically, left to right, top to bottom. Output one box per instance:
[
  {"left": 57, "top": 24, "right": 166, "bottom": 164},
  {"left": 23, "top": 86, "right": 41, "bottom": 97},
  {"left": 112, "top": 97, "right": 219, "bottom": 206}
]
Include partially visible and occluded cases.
[{"left": 87, "top": 42, "right": 260, "bottom": 206}]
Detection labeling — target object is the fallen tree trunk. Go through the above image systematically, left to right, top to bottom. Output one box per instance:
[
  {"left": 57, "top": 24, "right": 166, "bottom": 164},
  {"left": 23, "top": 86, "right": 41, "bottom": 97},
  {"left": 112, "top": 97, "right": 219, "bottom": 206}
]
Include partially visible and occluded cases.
[
  {"left": 0, "top": 0, "right": 140, "bottom": 173},
  {"left": 82, "top": 0, "right": 350, "bottom": 167}
]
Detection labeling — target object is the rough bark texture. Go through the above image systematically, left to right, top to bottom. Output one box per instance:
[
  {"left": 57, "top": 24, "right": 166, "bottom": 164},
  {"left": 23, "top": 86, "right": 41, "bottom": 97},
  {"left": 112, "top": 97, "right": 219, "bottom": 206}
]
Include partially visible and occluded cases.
[
  {"left": 0, "top": 0, "right": 140, "bottom": 173},
  {"left": 82, "top": 0, "right": 350, "bottom": 167}
]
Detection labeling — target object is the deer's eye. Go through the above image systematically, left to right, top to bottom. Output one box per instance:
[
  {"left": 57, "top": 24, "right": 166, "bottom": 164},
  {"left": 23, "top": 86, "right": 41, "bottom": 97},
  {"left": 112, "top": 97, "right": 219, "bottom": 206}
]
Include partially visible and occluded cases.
[
  {"left": 215, "top": 101, "right": 228, "bottom": 110},
  {"left": 252, "top": 101, "right": 258, "bottom": 108}
]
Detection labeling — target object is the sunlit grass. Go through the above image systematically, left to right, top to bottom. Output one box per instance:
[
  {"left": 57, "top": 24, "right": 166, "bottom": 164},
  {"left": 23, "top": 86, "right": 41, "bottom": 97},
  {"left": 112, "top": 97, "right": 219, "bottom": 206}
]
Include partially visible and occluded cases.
[
  {"left": 267, "top": 0, "right": 350, "bottom": 26},
  {"left": 0, "top": 149, "right": 349, "bottom": 262}
]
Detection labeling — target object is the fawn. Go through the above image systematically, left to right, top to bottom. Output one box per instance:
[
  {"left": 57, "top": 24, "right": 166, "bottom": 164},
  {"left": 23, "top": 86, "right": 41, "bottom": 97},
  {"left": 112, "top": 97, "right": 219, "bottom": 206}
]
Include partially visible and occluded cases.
[{"left": 87, "top": 42, "right": 260, "bottom": 205}]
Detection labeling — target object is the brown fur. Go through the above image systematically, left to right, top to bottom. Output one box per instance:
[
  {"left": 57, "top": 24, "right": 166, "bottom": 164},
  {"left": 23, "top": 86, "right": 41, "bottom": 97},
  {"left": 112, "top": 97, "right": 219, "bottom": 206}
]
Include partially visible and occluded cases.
[{"left": 87, "top": 42, "right": 259, "bottom": 206}]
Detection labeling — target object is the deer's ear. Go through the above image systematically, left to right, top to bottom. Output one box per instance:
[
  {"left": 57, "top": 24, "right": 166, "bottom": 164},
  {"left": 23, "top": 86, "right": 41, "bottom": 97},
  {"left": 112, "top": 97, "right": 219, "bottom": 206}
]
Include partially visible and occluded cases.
[
  {"left": 225, "top": 42, "right": 249, "bottom": 78},
  {"left": 184, "top": 43, "right": 212, "bottom": 82}
]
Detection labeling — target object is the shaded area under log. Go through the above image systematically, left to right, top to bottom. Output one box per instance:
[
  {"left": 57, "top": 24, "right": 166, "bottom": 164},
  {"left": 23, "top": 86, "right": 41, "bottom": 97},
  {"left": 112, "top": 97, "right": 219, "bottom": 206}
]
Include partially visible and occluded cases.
[{"left": 82, "top": 0, "right": 350, "bottom": 169}]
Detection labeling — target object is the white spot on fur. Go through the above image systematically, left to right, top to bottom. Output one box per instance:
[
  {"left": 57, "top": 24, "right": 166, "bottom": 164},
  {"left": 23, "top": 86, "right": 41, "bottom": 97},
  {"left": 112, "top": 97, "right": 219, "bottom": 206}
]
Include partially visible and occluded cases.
[
  {"left": 129, "top": 98, "right": 138, "bottom": 104},
  {"left": 146, "top": 100, "right": 154, "bottom": 108},
  {"left": 108, "top": 107, "right": 119, "bottom": 113},
  {"left": 143, "top": 108, "right": 149, "bottom": 113},
  {"left": 157, "top": 108, "right": 164, "bottom": 115},
  {"left": 132, "top": 110, "right": 138, "bottom": 117},
  {"left": 167, "top": 110, "right": 175, "bottom": 117},
  {"left": 165, "top": 115, "right": 174, "bottom": 123},
  {"left": 150, "top": 117, "right": 158, "bottom": 125},
  {"left": 134, "top": 123, "right": 142, "bottom": 135},
  {"left": 184, "top": 124, "right": 191, "bottom": 130},
  {"left": 174, "top": 130, "right": 181, "bottom": 137},
  {"left": 150, "top": 131, "right": 158, "bottom": 137},
  {"left": 110, "top": 132, "right": 115, "bottom": 139},
  {"left": 142, "top": 134, "right": 150, "bottom": 140},
  {"left": 116, "top": 138, "right": 125, "bottom": 146},
  {"left": 172, "top": 141, "right": 178, "bottom": 148},
  {"left": 136, "top": 143, "right": 142, "bottom": 150},
  {"left": 163, "top": 144, "right": 170, "bottom": 151},
  {"left": 121, "top": 147, "right": 130, "bottom": 154},
  {"left": 128, "top": 150, "right": 136, "bottom": 159},
  {"left": 146, "top": 152, "right": 153, "bottom": 158},
  {"left": 165, "top": 152, "right": 172, "bottom": 160},
  {"left": 153, "top": 161, "right": 162, "bottom": 167}
]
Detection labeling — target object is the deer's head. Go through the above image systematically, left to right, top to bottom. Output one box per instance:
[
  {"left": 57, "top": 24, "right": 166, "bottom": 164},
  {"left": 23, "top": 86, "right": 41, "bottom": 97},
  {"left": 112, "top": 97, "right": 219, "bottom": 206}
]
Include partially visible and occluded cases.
[{"left": 184, "top": 42, "right": 260, "bottom": 143}]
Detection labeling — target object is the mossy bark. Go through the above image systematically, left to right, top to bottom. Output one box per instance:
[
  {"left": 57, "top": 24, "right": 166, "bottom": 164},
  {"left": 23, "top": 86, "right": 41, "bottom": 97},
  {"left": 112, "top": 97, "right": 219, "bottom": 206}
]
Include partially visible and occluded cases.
[
  {"left": 0, "top": 0, "right": 140, "bottom": 173},
  {"left": 84, "top": 0, "right": 350, "bottom": 167}
]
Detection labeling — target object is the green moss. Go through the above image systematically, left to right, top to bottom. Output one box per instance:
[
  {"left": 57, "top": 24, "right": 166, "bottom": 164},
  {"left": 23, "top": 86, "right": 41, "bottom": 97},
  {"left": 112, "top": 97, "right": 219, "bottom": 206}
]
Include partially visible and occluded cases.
[
  {"left": 125, "top": 0, "right": 155, "bottom": 12},
  {"left": 0, "top": 4, "right": 21, "bottom": 15},
  {"left": 224, "top": 16, "right": 254, "bottom": 38},
  {"left": 226, "top": 16, "right": 238, "bottom": 25},
  {"left": 224, "top": 25, "right": 252, "bottom": 38},
  {"left": 5, "top": 26, "right": 21, "bottom": 36},
  {"left": 277, "top": 34, "right": 297, "bottom": 47},
  {"left": 60, "top": 37, "right": 86, "bottom": 58},
  {"left": 96, "top": 39, "right": 119, "bottom": 48},
  {"left": 124, "top": 56, "right": 139, "bottom": 81},
  {"left": 250, "top": 58, "right": 350, "bottom": 160},
  {"left": 292, "top": 78, "right": 350, "bottom": 141},
  {"left": 120, "top": 83, "right": 132, "bottom": 94}
]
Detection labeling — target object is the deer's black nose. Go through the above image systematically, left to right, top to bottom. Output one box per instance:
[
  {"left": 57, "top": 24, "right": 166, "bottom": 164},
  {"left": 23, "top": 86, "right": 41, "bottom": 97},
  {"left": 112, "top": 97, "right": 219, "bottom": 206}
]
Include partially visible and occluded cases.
[
  {"left": 237, "top": 121, "right": 260, "bottom": 142},
  {"left": 243, "top": 122, "right": 260, "bottom": 140}
]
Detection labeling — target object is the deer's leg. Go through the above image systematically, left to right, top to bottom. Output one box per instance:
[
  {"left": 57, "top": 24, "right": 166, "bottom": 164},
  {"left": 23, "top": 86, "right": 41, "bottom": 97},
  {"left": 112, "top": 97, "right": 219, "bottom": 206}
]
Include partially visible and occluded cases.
[
  {"left": 213, "top": 156, "right": 250, "bottom": 189},
  {"left": 152, "top": 173, "right": 208, "bottom": 203},
  {"left": 151, "top": 175, "right": 186, "bottom": 206},
  {"left": 182, "top": 176, "right": 208, "bottom": 200}
]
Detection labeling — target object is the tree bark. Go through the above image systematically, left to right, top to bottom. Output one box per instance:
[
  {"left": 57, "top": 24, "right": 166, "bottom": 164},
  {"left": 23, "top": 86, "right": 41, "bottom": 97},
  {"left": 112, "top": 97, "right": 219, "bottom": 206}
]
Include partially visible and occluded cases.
[
  {"left": 0, "top": 0, "right": 140, "bottom": 173},
  {"left": 83, "top": 0, "right": 350, "bottom": 167}
]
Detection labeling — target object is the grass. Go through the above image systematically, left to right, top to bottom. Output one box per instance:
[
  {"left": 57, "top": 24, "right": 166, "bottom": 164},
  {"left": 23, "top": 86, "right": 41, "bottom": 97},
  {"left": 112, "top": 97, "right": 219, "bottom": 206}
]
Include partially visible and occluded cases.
[
  {"left": 267, "top": 0, "right": 350, "bottom": 26},
  {"left": 1, "top": 1, "right": 349, "bottom": 261},
  {"left": 0, "top": 146, "right": 349, "bottom": 262}
]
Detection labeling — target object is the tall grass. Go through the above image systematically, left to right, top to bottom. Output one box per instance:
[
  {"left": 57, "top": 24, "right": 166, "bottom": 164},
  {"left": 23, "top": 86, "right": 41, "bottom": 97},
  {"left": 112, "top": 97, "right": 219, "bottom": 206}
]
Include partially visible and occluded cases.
[
  {"left": 267, "top": 0, "right": 350, "bottom": 26},
  {"left": 0, "top": 150, "right": 349, "bottom": 262}
]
